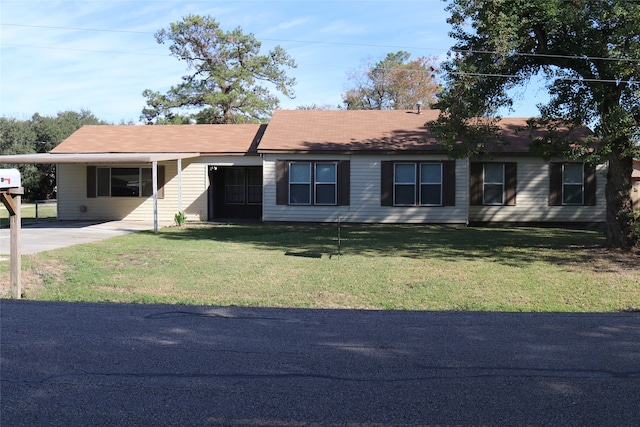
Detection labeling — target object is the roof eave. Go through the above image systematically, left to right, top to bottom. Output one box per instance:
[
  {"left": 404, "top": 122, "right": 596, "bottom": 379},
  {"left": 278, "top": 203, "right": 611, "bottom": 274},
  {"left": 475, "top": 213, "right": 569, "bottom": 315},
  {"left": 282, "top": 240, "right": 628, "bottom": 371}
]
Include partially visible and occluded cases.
[{"left": 0, "top": 153, "right": 201, "bottom": 164}]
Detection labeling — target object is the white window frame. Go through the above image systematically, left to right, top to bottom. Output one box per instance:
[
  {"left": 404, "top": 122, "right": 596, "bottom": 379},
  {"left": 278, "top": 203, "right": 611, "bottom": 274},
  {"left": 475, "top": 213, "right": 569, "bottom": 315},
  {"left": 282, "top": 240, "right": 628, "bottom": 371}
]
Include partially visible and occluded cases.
[
  {"left": 289, "top": 162, "right": 312, "bottom": 205},
  {"left": 314, "top": 162, "right": 337, "bottom": 205},
  {"left": 393, "top": 163, "right": 417, "bottom": 206},
  {"left": 419, "top": 163, "right": 443, "bottom": 206},
  {"left": 483, "top": 163, "right": 505, "bottom": 206},
  {"left": 562, "top": 163, "right": 584, "bottom": 205},
  {"left": 96, "top": 167, "right": 152, "bottom": 198}
]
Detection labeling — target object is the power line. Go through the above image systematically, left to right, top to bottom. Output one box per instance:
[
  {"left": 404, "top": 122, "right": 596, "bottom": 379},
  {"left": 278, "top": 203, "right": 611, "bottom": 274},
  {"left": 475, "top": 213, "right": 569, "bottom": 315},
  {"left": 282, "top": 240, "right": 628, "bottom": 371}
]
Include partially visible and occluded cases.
[
  {"left": 0, "top": 22, "right": 152, "bottom": 35},
  {"left": 2, "top": 22, "right": 639, "bottom": 63},
  {"left": 3, "top": 42, "right": 636, "bottom": 84},
  {"left": 2, "top": 43, "right": 169, "bottom": 57},
  {"left": 453, "top": 48, "right": 640, "bottom": 63},
  {"left": 453, "top": 71, "right": 637, "bottom": 84}
]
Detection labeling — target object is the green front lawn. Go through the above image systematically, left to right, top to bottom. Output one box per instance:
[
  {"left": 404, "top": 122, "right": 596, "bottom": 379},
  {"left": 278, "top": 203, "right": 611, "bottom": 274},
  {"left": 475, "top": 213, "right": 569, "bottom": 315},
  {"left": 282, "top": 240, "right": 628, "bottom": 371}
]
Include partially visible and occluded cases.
[{"left": 2, "top": 223, "right": 638, "bottom": 312}]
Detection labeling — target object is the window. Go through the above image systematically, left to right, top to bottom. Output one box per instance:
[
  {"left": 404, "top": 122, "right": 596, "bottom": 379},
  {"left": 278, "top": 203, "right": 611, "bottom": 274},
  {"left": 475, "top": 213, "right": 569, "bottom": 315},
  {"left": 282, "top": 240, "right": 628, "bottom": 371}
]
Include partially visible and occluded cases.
[
  {"left": 276, "top": 160, "right": 350, "bottom": 206},
  {"left": 381, "top": 160, "right": 456, "bottom": 207},
  {"left": 470, "top": 162, "right": 517, "bottom": 206},
  {"left": 549, "top": 162, "right": 596, "bottom": 206},
  {"left": 289, "top": 163, "right": 312, "bottom": 204},
  {"left": 315, "top": 163, "right": 337, "bottom": 205},
  {"left": 394, "top": 163, "right": 416, "bottom": 205},
  {"left": 420, "top": 163, "right": 443, "bottom": 205},
  {"left": 483, "top": 163, "right": 505, "bottom": 205},
  {"left": 562, "top": 163, "right": 584, "bottom": 205},
  {"left": 87, "top": 166, "right": 164, "bottom": 199},
  {"left": 98, "top": 167, "right": 152, "bottom": 197},
  {"left": 224, "top": 167, "right": 262, "bottom": 205},
  {"left": 225, "top": 168, "right": 246, "bottom": 204},
  {"left": 247, "top": 168, "right": 262, "bottom": 204}
]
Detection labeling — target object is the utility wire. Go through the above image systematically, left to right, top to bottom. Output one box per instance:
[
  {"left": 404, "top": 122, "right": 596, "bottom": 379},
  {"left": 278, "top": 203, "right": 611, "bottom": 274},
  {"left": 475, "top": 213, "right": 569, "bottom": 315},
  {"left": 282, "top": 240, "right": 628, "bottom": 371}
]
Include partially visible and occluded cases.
[
  {"left": 2, "top": 22, "right": 639, "bottom": 63},
  {"left": 3, "top": 42, "right": 636, "bottom": 84},
  {"left": 452, "top": 49, "right": 640, "bottom": 63},
  {"left": 453, "top": 71, "right": 637, "bottom": 84}
]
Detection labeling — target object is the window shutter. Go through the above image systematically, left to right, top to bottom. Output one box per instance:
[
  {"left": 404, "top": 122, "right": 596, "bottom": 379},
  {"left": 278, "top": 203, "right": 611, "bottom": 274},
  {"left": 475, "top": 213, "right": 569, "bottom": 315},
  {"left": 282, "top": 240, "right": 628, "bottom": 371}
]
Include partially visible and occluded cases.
[
  {"left": 276, "top": 160, "right": 288, "bottom": 205},
  {"left": 337, "top": 160, "right": 350, "bottom": 206},
  {"left": 442, "top": 160, "right": 456, "bottom": 206},
  {"left": 380, "top": 161, "right": 393, "bottom": 206},
  {"left": 469, "top": 162, "right": 483, "bottom": 206},
  {"left": 504, "top": 162, "right": 517, "bottom": 206},
  {"left": 549, "top": 163, "right": 562, "bottom": 206},
  {"left": 584, "top": 163, "right": 596, "bottom": 206},
  {"left": 87, "top": 166, "right": 96, "bottom": 198},
  {"left": 157, "top": 166, "right": 165, "bottom": 199}
]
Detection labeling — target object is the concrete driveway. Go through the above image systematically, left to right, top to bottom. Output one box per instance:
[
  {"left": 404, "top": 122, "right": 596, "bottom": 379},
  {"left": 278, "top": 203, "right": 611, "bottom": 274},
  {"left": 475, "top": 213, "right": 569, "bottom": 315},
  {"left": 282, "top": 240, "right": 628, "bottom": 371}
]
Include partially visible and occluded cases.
[
  {"left": 0, "top": 221, "right": 159, "bottom": 256},
  {"left": 1, "top": 301, "right": 640, "bottom": 426}
]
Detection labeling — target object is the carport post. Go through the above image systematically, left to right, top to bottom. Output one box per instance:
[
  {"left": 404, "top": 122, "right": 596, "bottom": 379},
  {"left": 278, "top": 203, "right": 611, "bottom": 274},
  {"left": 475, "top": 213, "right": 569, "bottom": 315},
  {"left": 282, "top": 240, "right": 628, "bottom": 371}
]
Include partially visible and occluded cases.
[
  {"left": 178, "top": 158, "right": 182, "bottom": 213},
  {"left": 152, "top": 161, "right": 158, "bottom": 234}
]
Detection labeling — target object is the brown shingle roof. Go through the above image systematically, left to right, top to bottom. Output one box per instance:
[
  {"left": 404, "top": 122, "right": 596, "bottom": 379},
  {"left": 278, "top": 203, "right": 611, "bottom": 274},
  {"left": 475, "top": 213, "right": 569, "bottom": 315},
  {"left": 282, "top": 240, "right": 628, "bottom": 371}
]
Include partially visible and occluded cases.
[
  {"left": 257, "top": 110, "right": 595, "bottom": 154},
  {"left": 258, "top": 110, "right": 444, "bottom": 153},
  {"left": 52, "top": 111, "right": 594, "bottom": 156},
  {"left": 51, "top": 124, "right": 265, "bottom": 155}
]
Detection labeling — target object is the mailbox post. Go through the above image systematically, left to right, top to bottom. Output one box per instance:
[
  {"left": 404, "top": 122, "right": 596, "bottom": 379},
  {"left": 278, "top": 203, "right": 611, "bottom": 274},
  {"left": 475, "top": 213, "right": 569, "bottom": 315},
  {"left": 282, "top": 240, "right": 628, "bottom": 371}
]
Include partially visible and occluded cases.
[{"left": 1, "top": 168, "right": 23, "bottom": 299}]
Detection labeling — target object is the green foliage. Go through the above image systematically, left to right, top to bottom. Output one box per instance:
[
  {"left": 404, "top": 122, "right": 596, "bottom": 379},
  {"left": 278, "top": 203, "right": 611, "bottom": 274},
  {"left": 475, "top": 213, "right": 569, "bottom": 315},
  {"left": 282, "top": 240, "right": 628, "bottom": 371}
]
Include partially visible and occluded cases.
[
  {"left": 430, "top": 0, "right": 640, "bottom": 248},
  {"left": 142, "top": 15, "right": 297, "bottom": 124},
  {"left": 343, "top": 51, "right": 441, "bottom": 110},
  {"left": 0, "top": 110, "right": 106, "bottom": 200},
  {"left": 174, "top": 211, "right": 186, "bottom": 227}
]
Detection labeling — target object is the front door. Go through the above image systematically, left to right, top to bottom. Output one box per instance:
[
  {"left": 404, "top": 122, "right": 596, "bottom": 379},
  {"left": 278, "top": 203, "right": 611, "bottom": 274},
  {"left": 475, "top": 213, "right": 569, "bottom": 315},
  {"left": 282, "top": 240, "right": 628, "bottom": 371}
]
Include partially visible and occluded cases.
[{"left": 208, "top": 166, "right": 262, "bottom": 220}]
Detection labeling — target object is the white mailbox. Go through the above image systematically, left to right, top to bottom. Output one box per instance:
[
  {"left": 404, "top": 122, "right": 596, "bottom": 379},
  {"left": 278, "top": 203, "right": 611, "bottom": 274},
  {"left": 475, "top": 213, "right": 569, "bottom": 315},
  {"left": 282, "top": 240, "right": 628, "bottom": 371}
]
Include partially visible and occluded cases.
[{"left": 0, "top": 169, "right": 21, "bottom": 190}]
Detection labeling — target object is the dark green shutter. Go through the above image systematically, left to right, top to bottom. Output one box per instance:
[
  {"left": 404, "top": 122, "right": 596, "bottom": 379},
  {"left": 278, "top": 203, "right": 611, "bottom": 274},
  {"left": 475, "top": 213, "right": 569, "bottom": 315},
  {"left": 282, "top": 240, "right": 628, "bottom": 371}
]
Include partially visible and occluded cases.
[
  {"left": 276, "top": 160, "right": 288, "bottom": 205},
  {"left": 337, "top": 160, "right": 350, "bottom": 206},
  {"left": 442, "top": 160, "right": 456, "bottom": 206},
  {"left": 380, "top": 161, "right": 393, "bottom": 206},
  {"left": 504, "top": 162, "right": 517, "bottom": 206},
  {"left": 469, "top": 163, "right": 483, "bottom": 206},
  {"left": 549, "top": 163, "right": 562, "bottom": 206},
  {"left": 584, "top": 163, "right": 596, "bottom": 206},
  {"left": 87, "top": 166, "right": 96, "bottom": 198},
  {"left": 157, "top": 166, "right": 165, "bottom": 199}
]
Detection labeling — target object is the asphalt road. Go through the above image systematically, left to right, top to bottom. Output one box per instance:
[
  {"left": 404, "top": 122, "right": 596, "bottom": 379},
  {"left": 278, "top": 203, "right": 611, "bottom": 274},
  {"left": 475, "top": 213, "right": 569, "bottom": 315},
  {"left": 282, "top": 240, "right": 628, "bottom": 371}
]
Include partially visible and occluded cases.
[{"left": 1, "top": 300, "right": 639, "bottom": 427}]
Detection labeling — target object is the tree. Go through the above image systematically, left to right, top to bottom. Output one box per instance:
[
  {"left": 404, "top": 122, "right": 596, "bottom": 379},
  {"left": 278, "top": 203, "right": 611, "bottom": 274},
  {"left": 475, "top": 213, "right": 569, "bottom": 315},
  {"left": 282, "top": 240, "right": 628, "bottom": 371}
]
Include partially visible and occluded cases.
[
  {"left": 429, "top": 0, "right": 640, "bottom": 249},
  {"left": 141, "top": 15, "right": 297, "bottom": 124},
  {"left": 342, "top": 51, "right": 440, "bottom": 110},
  {"left": 295, "top": 103, "right": 337, "bottom": 110},
  {"left": 0, "top": 110, "right": 105, "bottom": 200}
]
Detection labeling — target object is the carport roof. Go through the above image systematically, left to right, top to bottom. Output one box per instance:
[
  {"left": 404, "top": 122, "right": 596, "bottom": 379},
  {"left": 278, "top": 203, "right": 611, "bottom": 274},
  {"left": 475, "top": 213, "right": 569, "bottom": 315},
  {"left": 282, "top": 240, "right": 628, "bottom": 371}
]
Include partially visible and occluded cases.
[{"left": 0, "top": 152, "right": 200, "bottom": 164}]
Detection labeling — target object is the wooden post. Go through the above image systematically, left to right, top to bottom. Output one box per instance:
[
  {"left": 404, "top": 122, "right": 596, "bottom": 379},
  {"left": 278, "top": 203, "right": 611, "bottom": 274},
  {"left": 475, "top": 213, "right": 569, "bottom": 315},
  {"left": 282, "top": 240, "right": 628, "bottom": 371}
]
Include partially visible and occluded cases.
[
  {"left": 1, "top": 189, "right": 22, "bottom": 299},
  {"left": 10, "top": 194, "right": 21, "bottom": 299}
]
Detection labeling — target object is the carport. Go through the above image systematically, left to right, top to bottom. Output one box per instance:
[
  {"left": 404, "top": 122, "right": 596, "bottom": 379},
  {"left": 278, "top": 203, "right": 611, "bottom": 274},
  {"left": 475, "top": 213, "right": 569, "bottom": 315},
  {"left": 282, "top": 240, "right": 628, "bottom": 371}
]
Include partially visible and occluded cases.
[{"left": 0, "top": 152, "right": 200, "bottom": 233}]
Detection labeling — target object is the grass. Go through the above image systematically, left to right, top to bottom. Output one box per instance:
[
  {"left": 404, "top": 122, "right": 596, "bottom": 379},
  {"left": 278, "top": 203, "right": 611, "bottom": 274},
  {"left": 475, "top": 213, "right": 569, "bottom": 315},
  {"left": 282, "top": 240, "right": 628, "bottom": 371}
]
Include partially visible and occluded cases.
[
  {"left": 0, "top": 202, "right": 57, "bottom": 225},
  {"left": 1, "top": 223, "right": 638, "bottom": 312}
]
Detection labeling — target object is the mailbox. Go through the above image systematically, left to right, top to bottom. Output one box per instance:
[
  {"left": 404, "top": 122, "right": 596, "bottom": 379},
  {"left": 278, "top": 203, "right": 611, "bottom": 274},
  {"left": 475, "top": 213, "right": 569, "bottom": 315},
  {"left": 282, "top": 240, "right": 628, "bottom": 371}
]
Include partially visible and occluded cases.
[{"left": 0, "top": 169, "right": 21, "bottom": 190}]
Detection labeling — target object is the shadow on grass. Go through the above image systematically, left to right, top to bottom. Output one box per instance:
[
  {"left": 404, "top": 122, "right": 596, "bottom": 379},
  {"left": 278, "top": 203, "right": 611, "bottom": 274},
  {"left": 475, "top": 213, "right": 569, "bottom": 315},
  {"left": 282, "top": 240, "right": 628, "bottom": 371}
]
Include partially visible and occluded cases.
[{"left": 151, "top": 223, "right": 616, "bottom": 269}]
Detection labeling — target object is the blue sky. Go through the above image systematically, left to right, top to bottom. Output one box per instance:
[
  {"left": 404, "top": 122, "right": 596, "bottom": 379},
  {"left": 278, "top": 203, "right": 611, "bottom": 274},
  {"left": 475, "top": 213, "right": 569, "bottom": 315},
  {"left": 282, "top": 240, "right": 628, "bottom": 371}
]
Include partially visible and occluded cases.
[{"left": 0, "top": 0, "right": 547, "bottom": 124}]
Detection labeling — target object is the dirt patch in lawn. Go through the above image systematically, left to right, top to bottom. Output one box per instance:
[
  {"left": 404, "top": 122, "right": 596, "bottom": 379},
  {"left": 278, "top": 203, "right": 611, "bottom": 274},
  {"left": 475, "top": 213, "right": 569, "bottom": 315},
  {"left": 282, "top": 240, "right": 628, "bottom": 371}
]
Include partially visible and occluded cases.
[{"left": 0, "top": 258, "right": 66, "bottom": 298}]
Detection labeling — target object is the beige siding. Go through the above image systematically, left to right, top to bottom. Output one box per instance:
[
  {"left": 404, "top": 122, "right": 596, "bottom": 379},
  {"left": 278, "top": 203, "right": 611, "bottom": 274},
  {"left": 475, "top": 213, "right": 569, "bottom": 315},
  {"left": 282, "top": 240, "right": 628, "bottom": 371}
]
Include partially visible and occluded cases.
[
  {"left": 262, "top": 154, "right": 469, "bottom": 224},
  {"left": 57, "top": 156, "right": 261, "bottom": 222},
  {"left": 468, "top": 157, "right": 607, "bottom": 223},
  {"left": 58, "top": 163, "right": 163, "bottom": 221}
]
